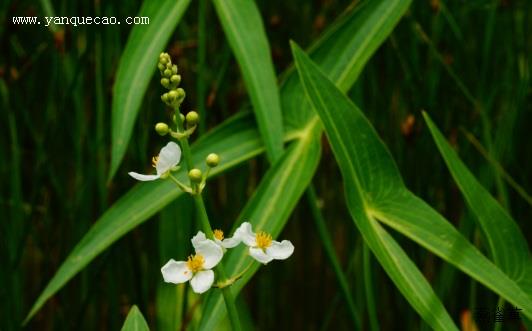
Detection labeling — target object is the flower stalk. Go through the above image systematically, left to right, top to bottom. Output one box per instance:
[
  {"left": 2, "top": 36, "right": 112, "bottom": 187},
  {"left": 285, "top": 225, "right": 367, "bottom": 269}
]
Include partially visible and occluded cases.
[{"left": 171, "top": 92, "right": 242, "bottom": 331}]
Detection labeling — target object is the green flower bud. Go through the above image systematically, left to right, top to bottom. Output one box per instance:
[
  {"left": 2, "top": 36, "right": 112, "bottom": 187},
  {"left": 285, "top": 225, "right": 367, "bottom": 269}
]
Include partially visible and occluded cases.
[
  {"left": 159, "top": 52, "right": 169, "bottom": 61},
  {"left": 159, "top": 56, "right": 168, "bottom": 65},
  {"left": 157, "top": 63, "right": 165, "bottom": 71},
  {"left": 172, "top": 64, "right": 178, "bottom": 74},
  {"left": 163, "top": 68, "right": 172, "bottom": 77},
  {"left": 170, "top": 74, "right": 181, "bottom": 85},
  {"left": 161, "top": 78, "right": 170, "bottom": 88},
  {"left": 175, "top": 88, "right": 186, "bottom": 101},
  {"left": 168, "top": 90, "right": 178, "bottom": 102},
  {"left": 161, "top": 93, "right": 169, "bottom": 103},
  {"left": 186, "top": 111, "right": 199, "bottom": 126},
  {"left": 155, "top": 122, "right": 169, "bottom": 136},
  {"left": 206, "top": 153, "right": 220, "bottom": 167},
  {"left": 188, "top": 168, "right": 202, "bottom": 183}
]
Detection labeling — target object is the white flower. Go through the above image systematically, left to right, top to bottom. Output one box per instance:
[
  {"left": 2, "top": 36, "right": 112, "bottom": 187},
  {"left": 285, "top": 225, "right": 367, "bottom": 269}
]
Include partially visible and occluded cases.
[
  {"left": 129, "top": 141, "right": 181, "bottom": 181},
  {"left": 234, "top": 222, "right": 294, "bottom": 264},
  {"left": 192, "top": 230, "right": 240, "bottom": 249},
  {"left": 161, "top": 232, "right": 223, "bottom": 294}
]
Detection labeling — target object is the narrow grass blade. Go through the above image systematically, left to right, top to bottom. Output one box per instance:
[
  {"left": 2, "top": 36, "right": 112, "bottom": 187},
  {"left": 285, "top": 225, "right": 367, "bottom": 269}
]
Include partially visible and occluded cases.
[
  {"left": 109, "top": 0, "right": 192, "bottom": 180},
  {"left": 212, "top": 0, "right": 283, "bottom": 162},
  {"left": 292, "top": 42, "right": 458, "bottom": 331},
  {"left": 423, "top": 113, "right": 530, "bottom": 281},
  {"left": 462, "top": 129, "right": 532, "bottom": 207},
  {"left": 121, "top": 305, "right": 150, "bottom": 331}
]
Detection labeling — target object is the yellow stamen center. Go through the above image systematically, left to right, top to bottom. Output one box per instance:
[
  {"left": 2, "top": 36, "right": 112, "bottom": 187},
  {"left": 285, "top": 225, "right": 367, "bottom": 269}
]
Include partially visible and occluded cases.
[
  {"left": 152, "top": 156, "right": 159, "bottom": 168},
  {"left": 214, "top": 229, "right": 224, "bottom": 241},
  {"left": 256, "top": 231, "right": 272, "bottom": 249},
  {"left": 186, "top": 254, "right": 205, "bottom": 273}
]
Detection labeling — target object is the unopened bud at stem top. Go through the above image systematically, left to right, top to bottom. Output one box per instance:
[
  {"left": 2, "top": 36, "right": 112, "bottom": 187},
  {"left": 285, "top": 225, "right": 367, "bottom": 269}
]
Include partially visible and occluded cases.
[
  {"left": 186, "top": 111, "right": 199, "bottom": 126},
  {"left": 206, "top": 153, "right": 220, "bottom": 167},
  {"left": 188, "top": 168, "right": 203, "bottom": 183}
]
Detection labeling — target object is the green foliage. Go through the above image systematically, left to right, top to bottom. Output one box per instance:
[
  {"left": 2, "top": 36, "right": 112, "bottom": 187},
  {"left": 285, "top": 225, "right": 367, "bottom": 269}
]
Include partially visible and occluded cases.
[
  {"left": 3, "top": 0, "right": 530, "bottom": 330},
  {"left": 121, "top": 305, "right": 150, "bottom": 331}
]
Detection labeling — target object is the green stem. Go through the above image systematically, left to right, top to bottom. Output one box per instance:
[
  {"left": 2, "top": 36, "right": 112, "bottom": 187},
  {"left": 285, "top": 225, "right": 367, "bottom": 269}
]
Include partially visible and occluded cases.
[
  {"left": 172, "top": 106, "right": 241, "bottom": 331},
  {"left": 306, "top": 186, "right": 361, "bottom": 330},
  {"left": 192, "top": 193, "right": 241, "bottom": 331},
  {"left": 363, "top": 243, "right": 379, "bottom": 331},
  {"left": 493, "top": 298, "right": 504, "bottom": 331}
]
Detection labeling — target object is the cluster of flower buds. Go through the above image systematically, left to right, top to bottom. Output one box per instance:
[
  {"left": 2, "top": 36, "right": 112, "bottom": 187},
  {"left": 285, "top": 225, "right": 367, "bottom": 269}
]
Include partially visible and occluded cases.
[{"left": 158, "top": 52, "right": 185, "bottom": 107}]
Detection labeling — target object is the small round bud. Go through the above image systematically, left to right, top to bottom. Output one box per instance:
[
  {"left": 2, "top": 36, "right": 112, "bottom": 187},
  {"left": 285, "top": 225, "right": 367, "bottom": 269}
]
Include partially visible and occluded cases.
[
  {"left": 159, "top": 52, "right": 169, "bottom": 62},
  {"left": 159, "top": 56, "right": 168, "bottom": 65},
  {"left": 157, "top": 63, "right": 165, "bottom": 71},
  {"left": 172, "top": 64, "right": 178, "bottom": 74},
  {"left": 163, "top": 68, "right": 172, "bottom": 77},
  {"left": 170, "top": 74, "right": 181, "bottom": 85},
  {"left": 160, "top": 78, "right": 170, "bottom": 88},
  {"left": 175, "top": 87, "right": 185, "bottom": 99},
  {"left": 168, "top": 90, "right": 178, "bottom": 101},
  {"left": 161, "top": 93, "right": 169, "bottom": 103},
  {"left": 186, "top": 111, "right": 199, "bottom": 126},
  {"left": 155, "top": 122, "right": 169, "bottom": 136},
  {"left": 206, "top": 153, "right": 220, "bottom": 167},
  {"left": 188, "top": 168, "right": 203, "bottom": 183}
]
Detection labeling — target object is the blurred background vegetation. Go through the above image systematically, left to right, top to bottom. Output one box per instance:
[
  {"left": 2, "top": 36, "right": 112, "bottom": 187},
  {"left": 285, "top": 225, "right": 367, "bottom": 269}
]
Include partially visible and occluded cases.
[{"left": 1, "top": 0, "right": 530, "bottom": 330}]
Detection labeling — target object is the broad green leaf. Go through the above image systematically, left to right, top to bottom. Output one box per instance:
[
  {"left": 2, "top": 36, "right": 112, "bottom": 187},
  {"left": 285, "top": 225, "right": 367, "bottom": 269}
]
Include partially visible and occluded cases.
[
  {"left": 109, "top": 0, "right": 192, "bottom": 180},
  {"left": 212, "top": 0, "right": 283, "bottom": 162},
  {"left": 292, "top": 42, "right": 457, "bottom": 331},
  {"left": 291, "top": 43, "right": 532, "bottom": 322},
  {"left": 23, "top": 112, "right": 264, "bottom": 323},
  {"left": 423, "top": 113, "right": 529, "bottom": 281},
  {"left": 199, "top": 119, "right": 322, "bottom": 330},
  {"left": 121, "top": 305, "right": 149, "bottom": 331}
]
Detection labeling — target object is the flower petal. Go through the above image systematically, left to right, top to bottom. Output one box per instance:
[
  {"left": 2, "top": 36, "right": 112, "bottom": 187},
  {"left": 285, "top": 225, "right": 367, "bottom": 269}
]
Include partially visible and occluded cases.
[
  {"left": 156, "top": 142, "right": 181, "bottom": 175},
  {"left": 128, "top": 172, "right": 160, "bottom": 181},
  {"left": 234, "top": 222, "right": 257, "bottom": 247},
  {"left": 191, "top": 231, "right": 207, "bottom": 249},
  {"left": 221, "top": 237, "right": 240, "bottom": 248},
  {"left": 195, "top": 240, "right": 223, "bottom": 269},
  {"left": 266, "top": 240, "right": 294, "bottom": 260},
  {"left": 249, "top": 247, "right": 274, "bottom": 264},
  {"left": 161, "top": 259, "right": 193, "bottom": 284},
  {"left": 190, "top": 270, "right": 214, "bottom": 294}
]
